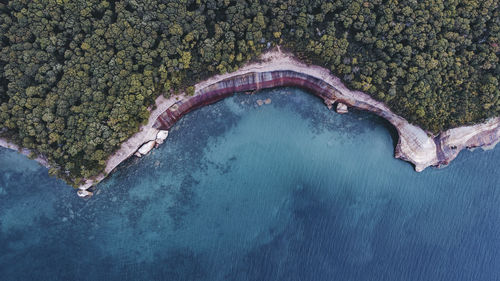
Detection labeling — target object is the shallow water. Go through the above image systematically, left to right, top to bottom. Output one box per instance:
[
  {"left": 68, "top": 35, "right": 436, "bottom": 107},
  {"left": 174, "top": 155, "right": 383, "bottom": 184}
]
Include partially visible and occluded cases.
[{"left": 1, "top": 87, "right": 500, "bottom": 281}]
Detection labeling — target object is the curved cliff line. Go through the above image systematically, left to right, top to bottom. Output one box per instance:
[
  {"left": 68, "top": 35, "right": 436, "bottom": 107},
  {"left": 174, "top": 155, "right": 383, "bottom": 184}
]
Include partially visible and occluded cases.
[
  {"left": 3, "top": 49, "right": 499, "bottom": 194},
  {"left": 78, "top": 49, "right": 500, "bottom": 192},
  {"left": 153, "top": 50, "right": 500, "bottom": 173},
  {"left": 153, "top": 59, "right": 438, "bottom": 172}
]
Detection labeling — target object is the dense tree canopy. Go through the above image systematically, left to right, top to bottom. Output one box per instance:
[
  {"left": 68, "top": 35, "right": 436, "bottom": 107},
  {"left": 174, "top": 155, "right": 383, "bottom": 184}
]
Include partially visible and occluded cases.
[{"left": 0, "top": 0, "right": 499, "bottom": 186}]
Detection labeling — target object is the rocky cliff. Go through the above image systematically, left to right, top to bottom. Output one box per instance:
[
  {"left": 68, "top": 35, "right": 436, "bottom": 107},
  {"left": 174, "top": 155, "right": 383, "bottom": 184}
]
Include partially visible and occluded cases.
[
  {"left": 4, "top": 49, "right": 498, "bottom": 194},
  {"left": 152, "top": 50, "right": 500, "bottom": 172},
  {"left": 153, "top": 69, "right": 438, "bottom": 171}
]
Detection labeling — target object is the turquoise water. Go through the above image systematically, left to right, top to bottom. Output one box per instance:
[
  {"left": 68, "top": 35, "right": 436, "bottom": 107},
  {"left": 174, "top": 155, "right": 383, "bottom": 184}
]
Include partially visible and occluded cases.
[{"left": 1, "top": 87, "right": 500, "bottom": 281}]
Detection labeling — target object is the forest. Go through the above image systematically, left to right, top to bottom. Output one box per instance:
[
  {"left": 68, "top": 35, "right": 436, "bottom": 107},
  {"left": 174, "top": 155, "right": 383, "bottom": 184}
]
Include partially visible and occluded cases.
[{"left": 0, "top": 0, "right": 499, "bottom": 186}]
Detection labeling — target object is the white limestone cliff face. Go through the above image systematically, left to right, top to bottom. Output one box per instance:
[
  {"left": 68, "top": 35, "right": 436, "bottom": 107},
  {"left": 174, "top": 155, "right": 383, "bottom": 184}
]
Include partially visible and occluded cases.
[
  {"left": 436, "top": 117, "right": 500, "bottom": 165},
  {"left": 393, "top": 121, "right": 438, "bottom": 172}
]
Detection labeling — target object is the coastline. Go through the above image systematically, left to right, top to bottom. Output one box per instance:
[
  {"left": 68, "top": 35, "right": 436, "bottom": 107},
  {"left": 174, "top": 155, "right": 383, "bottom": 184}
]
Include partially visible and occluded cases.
[
  {"left": 1, "top": 48, "right": 499, "bottom": 194},
  {"left": 153, "top": 49, "right": 500, "bottom": 172},
  {"left": 154, "top": 52, "right": 436, "bottom": 171},
  {"left": 75, "top": 93, "right": 184, "bottom": 192},
  {"left": 0, "top": 138, "right": 50, "bottom": 168}
]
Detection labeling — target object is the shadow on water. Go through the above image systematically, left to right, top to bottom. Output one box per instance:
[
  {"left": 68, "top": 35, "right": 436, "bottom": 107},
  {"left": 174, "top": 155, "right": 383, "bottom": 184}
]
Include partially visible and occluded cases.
[{"left": 367, "top": 111, "right": 400, "bottom": 149}]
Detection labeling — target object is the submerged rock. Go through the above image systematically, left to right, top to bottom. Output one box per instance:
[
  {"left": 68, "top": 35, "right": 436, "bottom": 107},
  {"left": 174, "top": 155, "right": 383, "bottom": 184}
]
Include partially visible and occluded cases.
[
  {"left": 264, "top": 98, "right": 271, "bottom": 104},
  {"left": 256, "top": 99, "right": 264, "bottom": 106},
  {"left": 336, "top": 103, "right": 348, "bottom": 114}
]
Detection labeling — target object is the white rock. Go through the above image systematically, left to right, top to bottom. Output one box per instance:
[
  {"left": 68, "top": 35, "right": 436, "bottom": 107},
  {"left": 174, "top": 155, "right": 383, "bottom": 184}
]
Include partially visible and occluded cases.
[
  {"left": 336, "top": 102, "right": 348, "bottom": 114},
  {"left": 144, "top": 128, "right": 159, "bottom": 142},
  {"left": 156, "top": 130, "right": 169, "bottom": 145},
  {"left": 138, "top": 140, "right": 156, "bottom": 155},
  {"left": 134, "top": 152, "right": 142, "bottom": 158},
  {"left": 78, "top": 180, "right": 93, "bottom": 190},
  {"left": 77, "top": 190, "right": 93, "bottom": 198}
]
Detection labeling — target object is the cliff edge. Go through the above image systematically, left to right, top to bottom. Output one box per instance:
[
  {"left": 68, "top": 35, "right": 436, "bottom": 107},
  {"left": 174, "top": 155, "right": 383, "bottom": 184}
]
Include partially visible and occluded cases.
[{"left": 2, "top": 49, "right": 498, "bottom": 194}]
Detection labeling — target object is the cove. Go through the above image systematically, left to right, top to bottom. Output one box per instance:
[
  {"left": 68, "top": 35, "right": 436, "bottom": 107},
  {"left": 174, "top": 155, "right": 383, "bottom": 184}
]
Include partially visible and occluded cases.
[{"left": 1, "top": 87, "right": 500, "bottom": 281}]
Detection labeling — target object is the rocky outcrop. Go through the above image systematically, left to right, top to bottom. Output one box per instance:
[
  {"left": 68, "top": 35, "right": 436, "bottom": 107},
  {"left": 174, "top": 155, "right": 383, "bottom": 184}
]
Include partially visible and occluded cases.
[
  {"left": 324, "top": 98, "right": 335, "bottom": 110},
  {"left": 336, "top": 103, "right": 348, "bottom": 114},
  {"left": 434, "top": 118, "right": 500, "bottom": 166},
  {"left": 133, "top": 130, "right": 169, "bottom": 156},
  {"left": 156, "top": 130, "right": 169, "bottom": 145},
  {"left": 138, "top": 140, "right": 156, "bottom": 155},
  {"left": 77, "top": 189, "right": 93, "bottom": 198}
]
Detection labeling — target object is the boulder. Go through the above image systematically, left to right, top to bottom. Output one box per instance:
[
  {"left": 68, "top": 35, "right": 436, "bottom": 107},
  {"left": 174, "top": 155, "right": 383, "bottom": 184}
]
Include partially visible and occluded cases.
[
  {"left": 264, "top": 98, "right": 271, "bottom": 104},
  {"left": 256, "top": 99, "right": 264, "bottom": 106},
  {"left": 324, "top": 99, "right": 335, "bottom": 110},
  {"left": 336, "top": 102, "right": 348, "bottom": 114},
  {"left": 144, "top": 128, "right": 159, "bottom": 143},
  {"left": 156, "top": 130, "right": 169, "bottom": 145},
  {"left": 138, "top": 140, "right": 156, "bottom": 155},
  {"left": 134, "top": 152, "right": 142, "bottom": 158},
  {"left": 77, "top": 190, "right": 93, "bottom": 198}
]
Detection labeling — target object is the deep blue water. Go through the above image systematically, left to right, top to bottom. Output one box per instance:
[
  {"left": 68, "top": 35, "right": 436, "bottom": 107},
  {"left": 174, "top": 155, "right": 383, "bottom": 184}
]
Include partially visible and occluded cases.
[{"left": 1, "top": 87, "right": 500, "bottom": 281}]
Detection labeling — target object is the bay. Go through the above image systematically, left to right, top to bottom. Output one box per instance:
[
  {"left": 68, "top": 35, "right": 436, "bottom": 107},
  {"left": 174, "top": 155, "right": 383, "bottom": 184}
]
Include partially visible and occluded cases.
[{"left": 1, "top": 87, "right": 499, "bottom": 281}]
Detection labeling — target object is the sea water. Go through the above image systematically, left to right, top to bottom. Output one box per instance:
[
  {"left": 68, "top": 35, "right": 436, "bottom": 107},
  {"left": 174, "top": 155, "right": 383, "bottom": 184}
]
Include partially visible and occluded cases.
[{"left": 1, "top": 87, "right": 499, "bottom": 281}]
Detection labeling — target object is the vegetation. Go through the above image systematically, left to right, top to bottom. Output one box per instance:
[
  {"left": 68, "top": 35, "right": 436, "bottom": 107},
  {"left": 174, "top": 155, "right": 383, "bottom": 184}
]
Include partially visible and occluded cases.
[{"left": 0, "top": 0, "right": 498, "bottom": 186}]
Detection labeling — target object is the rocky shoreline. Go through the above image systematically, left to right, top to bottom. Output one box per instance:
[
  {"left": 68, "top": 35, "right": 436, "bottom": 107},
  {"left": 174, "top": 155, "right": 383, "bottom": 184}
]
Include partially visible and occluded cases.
[
  {"left": 2, "top": 49, "right": 500, "bottom": 196},
  {"left": 154, "top": 49, "right": 500, "bottom": 173},
  {"left": 154, "top": 68, "right": 438, "bottom": 172},
  {"left": 0, "top": 138, "right": 50, "bottom": 168}
]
